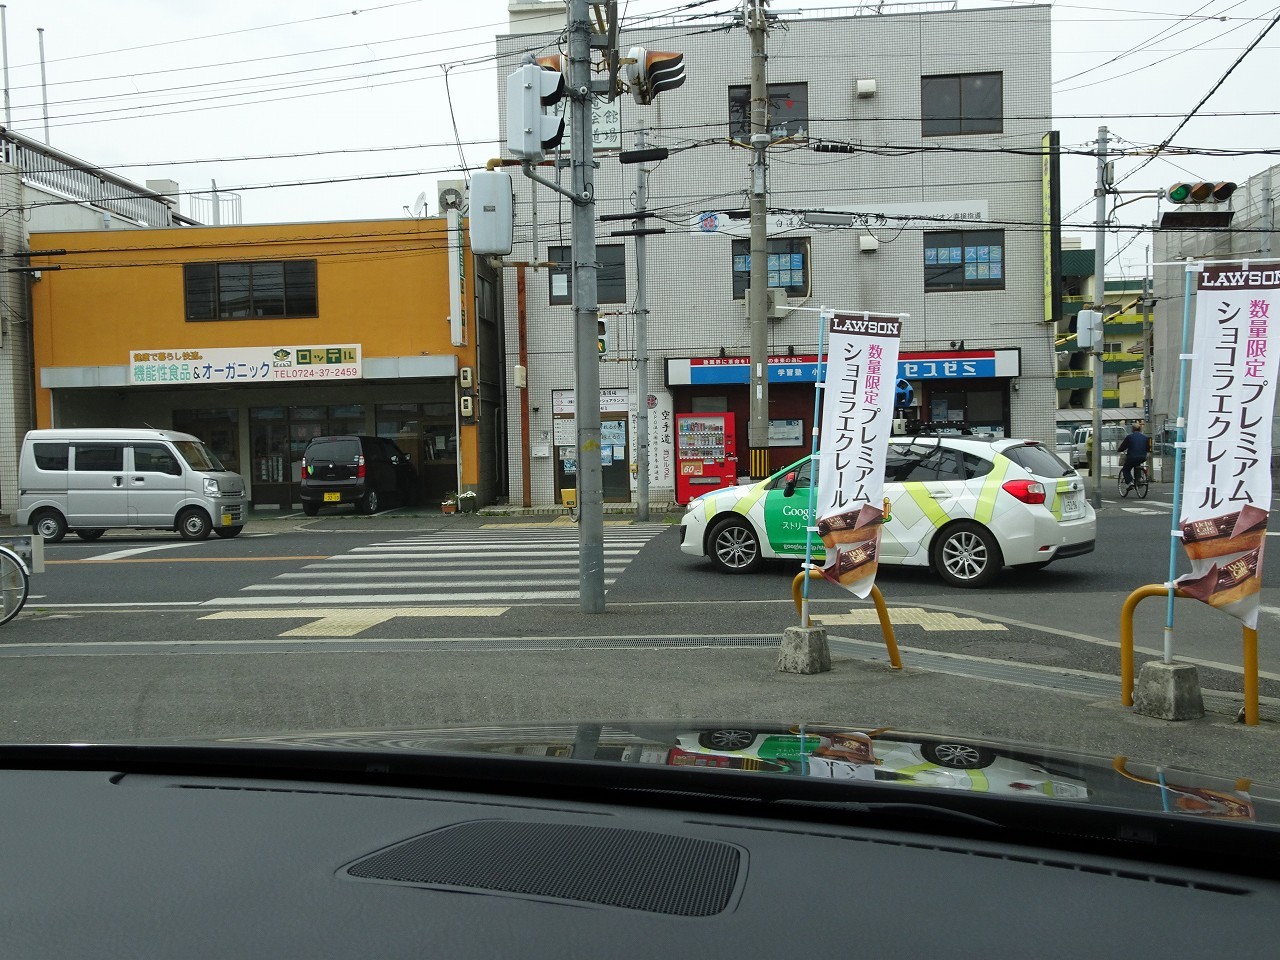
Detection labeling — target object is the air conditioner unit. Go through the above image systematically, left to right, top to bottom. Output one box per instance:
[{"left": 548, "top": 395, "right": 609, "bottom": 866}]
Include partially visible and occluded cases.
[
  {"left": 855, "top": 79, "right": 877, "bottom": 99},
  {"left": 437, "top": 179, "right": 467, "bottom": 213},
  {"left": 743, "top": 287, "right": 791, "bottom": 321}
]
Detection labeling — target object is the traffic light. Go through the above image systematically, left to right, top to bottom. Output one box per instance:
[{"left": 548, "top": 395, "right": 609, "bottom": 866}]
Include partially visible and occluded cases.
[
  {"left": 624, "top": 47, "right": 686, "bottom": 105},
  {"left": 505, "top": 61, "right": 565, "bottom": 161},
  {"left": 1167, "top": 181, "right": 1236, "bottom": 204},
  {"left": 597, "top": 319, "right": 610, "bottom": 359}
]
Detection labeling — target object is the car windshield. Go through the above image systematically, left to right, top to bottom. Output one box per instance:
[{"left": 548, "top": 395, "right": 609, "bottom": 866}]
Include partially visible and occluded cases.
[
  {"left": 7, "top": 4, "right": 1279, "bottom": 930},
  {"left": 172, "top": 439, "right": 224, "bottom": 472}
]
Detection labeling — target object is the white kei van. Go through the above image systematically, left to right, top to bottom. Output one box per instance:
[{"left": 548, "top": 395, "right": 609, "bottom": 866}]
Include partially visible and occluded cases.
[{"left": 16, "top": 429, "right": 249, "bottom": 543}]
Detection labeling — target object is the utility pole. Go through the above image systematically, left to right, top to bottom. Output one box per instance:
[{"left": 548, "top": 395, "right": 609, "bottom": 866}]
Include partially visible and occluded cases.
[
  {"left": 567, "top": 0, "right": 605, "bottom": 612},
  {"left": 747, "top": 0, "right": 771, "bottom": 479},
  {"left": 1090, "top": 125, "right": 1108, "bottom": 510},
  {"left": 633, "top": 126, "right": 651, "bottom": 522},
  {"left": 1142, "top": 246, "right": 1153, "bottom": 440}
]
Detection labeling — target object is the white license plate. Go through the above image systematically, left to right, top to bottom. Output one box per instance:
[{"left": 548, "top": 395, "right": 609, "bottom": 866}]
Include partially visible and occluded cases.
[{"left": 1062, "top": 493, "right": 1083, "bottom": 517}]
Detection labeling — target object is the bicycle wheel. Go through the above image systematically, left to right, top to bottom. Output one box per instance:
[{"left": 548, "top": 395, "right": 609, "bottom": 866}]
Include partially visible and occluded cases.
[
  {"left": 1135, "top": 466, "right": 1149, "bottom": 499},
  {"left": 1118, "top": 473, "right": 1131, "bottom": 498},
  {"left": 0, "top": 546, "right": 30, "bottom": 626}
]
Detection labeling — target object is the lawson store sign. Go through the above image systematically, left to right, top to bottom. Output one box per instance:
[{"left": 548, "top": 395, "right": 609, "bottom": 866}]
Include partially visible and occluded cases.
[{"left": 666, "top": 349, "right": 1020, "bottom": 386}]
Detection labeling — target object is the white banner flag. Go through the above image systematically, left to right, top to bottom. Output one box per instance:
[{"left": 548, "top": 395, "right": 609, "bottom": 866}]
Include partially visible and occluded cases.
[
  {"left": 1175, "top": 266, "right": 1280, "bottom": 628},
  {"left": 814, "top": 312, "right": 903, "bottom": 598}
]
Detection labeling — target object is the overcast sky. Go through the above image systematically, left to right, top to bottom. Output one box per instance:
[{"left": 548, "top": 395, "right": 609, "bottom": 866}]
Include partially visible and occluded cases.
[{"left": 7, "top": 0, "right": 1278, "bottom": 279}]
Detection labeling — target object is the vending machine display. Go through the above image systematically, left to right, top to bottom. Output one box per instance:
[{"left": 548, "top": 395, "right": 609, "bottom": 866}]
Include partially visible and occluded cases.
[{"left": 675, "top": 413, "right": 739, "bottom": 505}]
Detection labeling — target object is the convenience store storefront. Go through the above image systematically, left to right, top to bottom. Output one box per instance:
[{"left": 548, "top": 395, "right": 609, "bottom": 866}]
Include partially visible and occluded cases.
[{"left": 666, "top": 348, "right": 1021, "bottom": 473}]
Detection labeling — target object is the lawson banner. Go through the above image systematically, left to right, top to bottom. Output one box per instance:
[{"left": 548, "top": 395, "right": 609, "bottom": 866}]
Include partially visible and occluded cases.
[
  {"left": 1175, "top": 266, "right": 1280, "bottom": 628},
  {"left": 814, "top": 312, "right": 903, "bottom": 599}
]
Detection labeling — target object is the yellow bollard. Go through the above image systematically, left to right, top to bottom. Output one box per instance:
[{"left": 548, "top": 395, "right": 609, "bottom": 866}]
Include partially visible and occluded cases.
[
  {"left": 791, "top": 569, "right": 902, "bottom": 670},
  {"left": 1119, "top": 584, "right": 1258, "bottom": 726}
]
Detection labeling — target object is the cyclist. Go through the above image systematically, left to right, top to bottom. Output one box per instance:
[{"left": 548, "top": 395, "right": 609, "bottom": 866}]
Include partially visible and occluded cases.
[{"left": 1116, "top": 422, "right": 1150, "bottom": 491}]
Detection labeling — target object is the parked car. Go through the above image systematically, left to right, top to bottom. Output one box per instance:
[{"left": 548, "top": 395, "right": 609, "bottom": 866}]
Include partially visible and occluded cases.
[
  {"left": 1070, "top": 424, "right": 1125, "bottom": 467},
  {"left": 1055, "top": 427, "right": 1074, "bottom": 464},
  {"left": 16, "top": 428, "right": 248, "bottom": 543},
  {"left": 299, "top": 435, "right": 419, "bottom": 515},
  {"left": 679, "top": 436, "right": 1094, "bottom": 587}
]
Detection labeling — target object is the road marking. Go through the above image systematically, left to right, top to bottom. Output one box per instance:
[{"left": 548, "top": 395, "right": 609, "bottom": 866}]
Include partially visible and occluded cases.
[
  {"left": 1121, "top": 507, "right": 1162, "bottom": 515},
  {"left": 480, "top": 519, "right": 644, "bottom": 528},
  {"left": 79, "top": 543, "right": 197, "bottom": 562},
  {"left": 49, "top": 555, "right": 330, "bottom": 565},
  {"left": 241, "top": 577, "right": 609, "bottom": 591},
  {"left": 205, "top": 591, "right": 581, "bottom": 605},
  {"left": 201, "top": 606, "right": 509, "bottom": 637},
  {"left": 812, "top": 607, "right": 1007, "bottom": 632}
]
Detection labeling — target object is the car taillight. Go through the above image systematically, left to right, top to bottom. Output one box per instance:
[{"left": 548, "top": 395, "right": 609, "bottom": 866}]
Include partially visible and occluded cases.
[
  {"left": 357, "top": 455, "right": 366, "bottom": 479},
  {"left": 302, "top": 457, "right": 310, "bottom": 477},
  {"left": 1002, "top": 479, "right": 1046, "bottom": 504}
]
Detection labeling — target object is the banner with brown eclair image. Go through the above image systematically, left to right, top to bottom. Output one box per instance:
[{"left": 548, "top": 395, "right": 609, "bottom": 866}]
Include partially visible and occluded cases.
[
  {"left": 1174, "top": 267, "right": 1280, "bottom": 628},
  {"left": 814, "top": 312, "right": 903, "bottom": 598}
]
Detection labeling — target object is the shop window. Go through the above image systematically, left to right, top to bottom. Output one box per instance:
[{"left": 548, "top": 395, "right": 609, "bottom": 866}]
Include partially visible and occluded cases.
[
  {"left": 921, "top": 72, "right": 1002, "bottom": 136},
  {"left": 728, "top": 82, "right": 808, "bottom": 141},
  {"left": 924, "top": 230, "right": 1004, "bottom": 292},
  {"left": 731, "top": 238, "right": 810, "bottom": 300},
  {"left": 548, "top": 244, "right": 626, "bottom": 305},
  {"left": 184, "top": 260, "right": 318, "bottom": 321}
]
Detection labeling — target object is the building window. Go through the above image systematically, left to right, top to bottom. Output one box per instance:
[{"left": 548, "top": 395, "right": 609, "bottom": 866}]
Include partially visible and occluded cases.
[
  {"left": 921, "top": 72, "right": 1002, "bottom": 136},
  {"left": 728, "top": 82, "right": 808, "bottom": 141},
  {"left": 923, "top": 230, "right": 1004, "bottom": 291},
  {"left": 731, "top": 238, "right": 810, "bottom": 299},
  {"left": 548, "top": 244, "right": 626, "bottom": 305},
  {"left": 184, "top": 260, "right": 318, "bottom": 321}
]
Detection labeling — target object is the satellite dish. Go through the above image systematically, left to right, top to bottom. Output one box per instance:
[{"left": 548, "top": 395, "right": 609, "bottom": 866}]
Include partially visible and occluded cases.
[
  {"left": 439, "top": 186, "right": 464, "bottom": 212},
  {"left": 411, "top": 191, "right": 428, "bottom": 218}
]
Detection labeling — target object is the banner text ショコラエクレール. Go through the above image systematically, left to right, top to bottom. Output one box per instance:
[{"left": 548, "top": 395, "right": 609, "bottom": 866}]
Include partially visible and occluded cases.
[
  {"left": 1175, "top": 267, "right": 1280, "bottom": 628},
  {"left": 814, "top": 312, "right": 903, "bottom": 598}
]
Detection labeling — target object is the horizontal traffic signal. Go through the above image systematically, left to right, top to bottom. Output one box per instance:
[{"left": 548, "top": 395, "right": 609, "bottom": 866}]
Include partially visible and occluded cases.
[
  {"left": 624, "top": 47, "right": 686, "bottom": 105},
  {"left": 1168, "top": 181, "right": 1236, "bottom": 204}
]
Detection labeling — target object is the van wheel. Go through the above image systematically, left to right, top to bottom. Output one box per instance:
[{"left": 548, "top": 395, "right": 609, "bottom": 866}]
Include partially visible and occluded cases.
[
  {"left": 360, "top": 488, "right": 380, "bottom": 515},
  {"left": 302, "top": 502, "right": 320, "bottom": 517},
  {"left": 177, "top": 508, "right": 212, "bottom": 541},
  {"left": 32, "top": 510, "right": 67, "bottom": 544},
  {"left": 213, "top": 526, "right": 243, "bottom": 539},
  {"left": 75, "top": 529, "right": 106, "bottom": 542}
]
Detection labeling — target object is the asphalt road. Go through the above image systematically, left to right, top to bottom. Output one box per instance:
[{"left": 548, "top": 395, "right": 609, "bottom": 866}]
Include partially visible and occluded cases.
[{"left": 0, "top": 491, "right": 1276, "bottom": 779}]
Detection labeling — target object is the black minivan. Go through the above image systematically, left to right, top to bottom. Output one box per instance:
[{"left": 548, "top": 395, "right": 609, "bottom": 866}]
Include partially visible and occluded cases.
[{"left": 300, "top": 435, "right": 419, "bottom": 515}]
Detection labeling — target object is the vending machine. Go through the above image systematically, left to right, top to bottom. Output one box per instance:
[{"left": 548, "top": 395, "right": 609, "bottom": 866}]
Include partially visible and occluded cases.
[{"left": 675, "top": 413, "right": 739, "bottom": 505}]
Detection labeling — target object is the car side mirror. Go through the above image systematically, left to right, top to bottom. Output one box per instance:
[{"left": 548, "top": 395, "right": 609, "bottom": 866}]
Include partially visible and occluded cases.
[{"left": 783, "top": 471, "right": 798, "bottom": 497}]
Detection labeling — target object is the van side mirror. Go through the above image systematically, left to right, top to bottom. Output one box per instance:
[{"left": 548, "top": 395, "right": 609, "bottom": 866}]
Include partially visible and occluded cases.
[{"left": 783, "top": 471, "right": 798, "bottom": 497}]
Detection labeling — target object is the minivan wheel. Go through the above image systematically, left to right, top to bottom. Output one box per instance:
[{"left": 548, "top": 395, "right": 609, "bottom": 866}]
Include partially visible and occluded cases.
[
  {"left": 360, "top": 488, "right": 380, "bottom": 515},
  {"left": 302, "top": 502, "right": 320, "bottom": 517},
  {"left": 177, "top": 508, "right": 212, "bottom": 541},
  {"left": 32, "top": 510, "right": 67, "bottom": 544},
  {"left": 213, "top": 526, "right": 243, "bottom": 539},
  {"left": 75, "top": 529, "right": 106, "bottom": 542}
]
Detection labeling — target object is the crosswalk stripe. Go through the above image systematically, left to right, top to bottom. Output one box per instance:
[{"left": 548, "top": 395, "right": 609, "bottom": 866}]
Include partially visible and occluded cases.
[
  {"left": 223, "top": 527, "right": 662, "bottom": 610},
  {"left": 209, "top": 591, "right": 582, "bottom": 605}
]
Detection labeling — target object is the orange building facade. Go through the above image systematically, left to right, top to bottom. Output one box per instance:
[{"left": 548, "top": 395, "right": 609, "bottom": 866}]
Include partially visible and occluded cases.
[{"left": 29, "top": 218, "right": 504, "bottom": 509}]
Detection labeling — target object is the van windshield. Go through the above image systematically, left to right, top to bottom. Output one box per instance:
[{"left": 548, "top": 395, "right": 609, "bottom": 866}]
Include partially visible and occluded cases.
[{"left": 173, "top": 440, "right": 224, "bottom": 472}]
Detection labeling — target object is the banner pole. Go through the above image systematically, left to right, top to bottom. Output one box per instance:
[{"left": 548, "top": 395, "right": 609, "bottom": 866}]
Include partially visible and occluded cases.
[
  {"left": 1164, "top": 262, "right": 1198, "bottom": 663},
  {"left": 800, "top": 307, "right": 830, "bottom": 627}
]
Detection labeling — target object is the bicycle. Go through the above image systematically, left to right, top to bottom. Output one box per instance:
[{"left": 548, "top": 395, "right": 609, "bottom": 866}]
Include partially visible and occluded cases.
[
  {"left": 1118, "top": 461, "right": 1149, "bottom": 500},
  {"left": 0, "top": 544, "right": 30, "bottom": 626}
]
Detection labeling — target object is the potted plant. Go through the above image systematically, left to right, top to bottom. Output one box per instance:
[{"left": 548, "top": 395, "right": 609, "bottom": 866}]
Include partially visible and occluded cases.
[
  {"left": 457, "top": 490, "right": 479, "bottom": 513},
  {"left": 440, "top": 492, "right": 458, "bottom": 514}
]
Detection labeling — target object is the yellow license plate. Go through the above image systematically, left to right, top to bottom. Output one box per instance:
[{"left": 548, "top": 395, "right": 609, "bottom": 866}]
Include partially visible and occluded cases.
[
  {"left": 323, "top": 492, "right": 341, "bottom": 502},
  {"left": 221, "top": 513, "right": 234, "bottom": 526}
]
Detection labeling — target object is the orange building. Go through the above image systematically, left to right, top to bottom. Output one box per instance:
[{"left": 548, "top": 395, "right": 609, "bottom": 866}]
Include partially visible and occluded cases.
[{"left": 29, "top": 218, "right": 504, "bottom": 510}]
